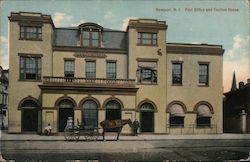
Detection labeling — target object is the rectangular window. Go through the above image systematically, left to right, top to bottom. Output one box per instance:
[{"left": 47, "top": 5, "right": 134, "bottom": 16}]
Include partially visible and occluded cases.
[
  {"left": 20, "top": 26, "right": 42, "bottom": 40},
  {"left": 82, "top": 29, "right": 100, "bottom": 47},
  {"left": 83, "top": 30, "right": 90, "bottom": 47},
  {"left": 92, "top": 31, "right": 99, "bottom": 47},
  {"left": 137, "top": 32, "right": 157, "bottom": 45},
  {"left": 20, "top": 56, "right": 41, "bottom": 80},
  {"left": 64, "top": 60, "right": 75, "bottom": 78},
  {"left": 86, "top": 61, "right": 96, "bottom": 78},
  {"left": 106, "top": 61, "right": 117, "bottom": 79},
  {"left": 137, "top": 61, "right": 157, "bottom": 84},
  {"left": 172, "top": 63, "right": 182, "bottom": 85},
  {"left": 199, "top": 64, "right": 209, "bottom": 85},
  {"left": 170, "top": 117, "right": 184, "bottom": 128},
  {"left": 197, "top": 117, "right": 211, "bottom": 128}
]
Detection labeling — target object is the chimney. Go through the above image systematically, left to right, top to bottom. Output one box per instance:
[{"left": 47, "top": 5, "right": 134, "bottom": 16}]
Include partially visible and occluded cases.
[
  {"left": 246, "top": 79, "right": 250, "bottom": 87},
  {"left": 239, "top": 82, "right": 245, "bottom": 89}
]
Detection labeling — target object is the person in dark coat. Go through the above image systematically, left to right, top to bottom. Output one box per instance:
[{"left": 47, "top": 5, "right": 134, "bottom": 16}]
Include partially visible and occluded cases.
[{"left": 133, "top": 119, "right": 140, "bottom": 136}]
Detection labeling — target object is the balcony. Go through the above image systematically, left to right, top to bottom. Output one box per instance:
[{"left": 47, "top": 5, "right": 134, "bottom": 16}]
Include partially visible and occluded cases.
[{"left": 42, "top": 76, "right": 136, "bottom": 88}]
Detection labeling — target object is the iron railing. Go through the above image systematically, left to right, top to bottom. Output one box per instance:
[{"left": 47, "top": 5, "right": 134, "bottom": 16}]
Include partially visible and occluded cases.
[
  {"left": 43, "top": 76, "right": 136, "bottom": 88},
  {"left": 166, "top": 124, "right": 217, "bottom": 134}
]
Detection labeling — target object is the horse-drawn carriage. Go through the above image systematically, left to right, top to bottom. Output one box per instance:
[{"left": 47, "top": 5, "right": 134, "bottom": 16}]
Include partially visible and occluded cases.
[
  {"left": 64, "top": 117, "right": 132, "bottom": 141},
  {"left": 64, "top": 124, "right": 100, "bottom": 141}
]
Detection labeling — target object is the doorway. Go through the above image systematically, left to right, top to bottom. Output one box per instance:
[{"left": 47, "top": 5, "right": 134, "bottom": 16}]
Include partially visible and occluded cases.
[
  {"left": 58, "top": 99, "right": 74, "bottom": 132},
  {"left": 21, "top": 100, "right": 39, "bottom": 132},
  {"left": 105, "top": 100, "right": 121, "bottom": 132},
  {"left": 140, "top": 103, "right": 155, "bottom": 132},
  {"left": 22, "top": 109, "right": 38, "bottom": 132}
]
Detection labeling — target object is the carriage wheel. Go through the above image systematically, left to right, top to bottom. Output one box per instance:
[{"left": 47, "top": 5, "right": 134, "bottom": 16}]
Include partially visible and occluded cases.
[
  {"left": 64, "top": 126, "right": 80, "bottom": 141},
  {"left": 84, "top": 128, "right": 99, "bottom": 141},
  {"left": 91, "top": 128, "right": 99, "bottom": 141}
]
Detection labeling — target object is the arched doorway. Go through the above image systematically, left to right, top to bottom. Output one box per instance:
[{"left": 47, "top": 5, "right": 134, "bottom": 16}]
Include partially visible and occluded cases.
[
  {"left": 58, "top": 99, "right": 74, "bottom": 132},
  {"left": 21, "top": 100, "right": 39, "bottom": 132},
  {"left": 82, "top": 100, "right": 98, "bottom": 128},
  {"left": 105, "top": 100, "right": 121, "bottom": 120},
  {"left": 106, "top": 100, "right": 121, "bottom": 132},
  {"left": 140, "top": 103, "right": 155, "bottom": 132}
]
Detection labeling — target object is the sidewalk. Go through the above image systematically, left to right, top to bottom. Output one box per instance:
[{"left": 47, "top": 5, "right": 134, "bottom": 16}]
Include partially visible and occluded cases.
[{"left": 1, "top": 130, "right": 250, "bottom": 141}]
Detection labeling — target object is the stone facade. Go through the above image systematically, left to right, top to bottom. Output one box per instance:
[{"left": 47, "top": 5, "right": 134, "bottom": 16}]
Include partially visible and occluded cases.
[{"left": 8, "top": 12, "right": 224, "bottom": 134}]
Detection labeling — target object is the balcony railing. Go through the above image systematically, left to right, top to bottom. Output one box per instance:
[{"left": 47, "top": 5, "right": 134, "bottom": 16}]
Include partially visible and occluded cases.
[
  {"left": 43, "top": 76, "right": 136, "bottom": 88},
  {"left": 166, "top": 124, "right": 217, "bottom": 134}
]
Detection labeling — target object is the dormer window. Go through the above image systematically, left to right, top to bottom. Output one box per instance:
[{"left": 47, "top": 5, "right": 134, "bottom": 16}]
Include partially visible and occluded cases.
[
  {"left": 79, "top": 23, "right": 103, "bottom": 48},
  {"left": 82, "top": 29, "right": 100, "bottom": 47}
]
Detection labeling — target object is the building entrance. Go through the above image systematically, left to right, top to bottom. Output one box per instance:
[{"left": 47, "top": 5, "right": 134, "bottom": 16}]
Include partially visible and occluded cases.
[
  {"left": 58, "top": 99, "right": 74, "bottom": 132},
  {"left": 21, "top": 100, "right": 39, "bottom": 132},
  {"left": 105, "top": 100, "right": 121, "bottom": 132},
  {"left": 140, "top": 103, "right": 155, "bottom": 132},
  {"left": 22, "top": 109, "right": 38, "bottom": 132}
]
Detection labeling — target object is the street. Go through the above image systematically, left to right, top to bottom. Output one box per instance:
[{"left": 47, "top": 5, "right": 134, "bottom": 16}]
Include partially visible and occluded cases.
[{"left": 1, "top": 139, "right": 250, "bottom": 161}]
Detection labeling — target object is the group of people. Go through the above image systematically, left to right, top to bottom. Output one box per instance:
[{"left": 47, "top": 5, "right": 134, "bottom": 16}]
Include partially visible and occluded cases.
[{"left": 43, "top": 119, "right": 141, "bottom": 136}]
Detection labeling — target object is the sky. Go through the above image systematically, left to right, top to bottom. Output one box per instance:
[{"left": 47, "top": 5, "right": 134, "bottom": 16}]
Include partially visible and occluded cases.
[{"left": 0, "top": 0, "right": 249, "bottom": 92}]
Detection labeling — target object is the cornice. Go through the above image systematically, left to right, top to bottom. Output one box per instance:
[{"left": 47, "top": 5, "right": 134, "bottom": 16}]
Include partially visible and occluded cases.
[
  {"left": 8, "top": 12, "right": 55, "bottom": 28},
  {"left": 128, "top": 19, "right": 168, "bottom": 30},
  {"left": 166, "top": 43, "right": 224, "bottom": 56},
  {"left": 53, "top": 46, "right": 127, "bottom": 54},
  {"left": 39, "top": 85, "right": 139, "bottom": 94}
]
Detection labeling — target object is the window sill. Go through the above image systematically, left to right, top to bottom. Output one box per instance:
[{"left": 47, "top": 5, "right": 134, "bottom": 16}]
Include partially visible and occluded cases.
[
  {"left": 19, "top": 38, "right": 43, "bottom": 41},
  {"left": 136, "top": 43, "right": 158, "bottom": 47},
  {"left": 18, "top": 79, "right": 42, "bottom": 82},
  {"left": 137, "top": 82, "right": 158, "bottom": 85},
  {"left": 171, "top": 83, "right": 182, "bottom": 86},
  {"left": 198, "top": 84, "right": 209, "bottom": 87},
  {"left": 169, "top": 126, "right": 184, "bottom": 128},
  {"left": 196, "top": 126, "right": 211, "bottom": 128}
]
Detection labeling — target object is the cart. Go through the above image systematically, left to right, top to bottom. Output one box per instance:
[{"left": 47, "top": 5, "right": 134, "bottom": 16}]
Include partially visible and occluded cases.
[{"left": 64, "top": 124, "right": 100, "bottom": 141}]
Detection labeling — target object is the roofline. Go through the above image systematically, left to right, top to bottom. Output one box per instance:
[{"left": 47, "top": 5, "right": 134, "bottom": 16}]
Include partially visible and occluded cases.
[
  {"left": 8, "top": 11, "right": 55, "bottom": 29},
  {"left": 166, "top": 42, "right": 224, "bottom": 56},
  {"left": 167, "top": 42, "right": 223, "bottom": 48}
]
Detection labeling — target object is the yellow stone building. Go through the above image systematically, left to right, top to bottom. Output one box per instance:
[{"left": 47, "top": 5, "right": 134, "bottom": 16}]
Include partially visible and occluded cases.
[{"left": 8, "top": 12, "right": 224, "bottom": 134}]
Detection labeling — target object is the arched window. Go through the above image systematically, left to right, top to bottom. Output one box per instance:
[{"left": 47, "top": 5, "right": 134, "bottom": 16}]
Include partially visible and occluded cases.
[
  {"left": 78, "top": 23, "right": 103, "bottom": 47},
  {"left": 58, "top": 99, "right": 74, "bottom": 109},
  {"left": 22, "top": 100, "right": 39, "bottom": 109},
  {"left": 82, "top": 100, "right": 98, "bottom": 128},
  {"left": 106, "top": 100, "right": 121, "bottom": 120},
  {"left": 140, "top": 103, "right": 155, "bottom": 132},
  {"left": 169, "top": 104, "right": 185, "bottom": 127},
  {"left": 196, "top": 105, "right": 211, "bottom": 127}
]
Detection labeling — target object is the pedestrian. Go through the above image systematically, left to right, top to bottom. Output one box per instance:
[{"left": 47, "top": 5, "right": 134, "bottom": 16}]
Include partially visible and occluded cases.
[
  {"left": 133, "top": 119, "right": 140, "bottom": 136},
  {"left": 44, "top": 123, "right": 52, "bottom": 136}
]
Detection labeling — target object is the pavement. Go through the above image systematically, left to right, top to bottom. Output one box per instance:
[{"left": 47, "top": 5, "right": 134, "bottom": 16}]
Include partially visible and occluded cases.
[{"left": 1, "top": 130, "right": 250, "bottom": 141}]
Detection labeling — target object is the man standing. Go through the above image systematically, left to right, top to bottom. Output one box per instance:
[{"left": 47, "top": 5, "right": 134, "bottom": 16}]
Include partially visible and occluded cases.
[
  {"left": 133, "top": 119, "right": 140, "bottom": 136},
  {"left": 44, "top": 123, "right": 52, "bottom": 136}
]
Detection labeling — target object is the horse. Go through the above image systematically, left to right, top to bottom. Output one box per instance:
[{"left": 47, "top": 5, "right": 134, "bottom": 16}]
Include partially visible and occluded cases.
[{"left": 100, "top": 119, "right": 132, "bottom": 141}]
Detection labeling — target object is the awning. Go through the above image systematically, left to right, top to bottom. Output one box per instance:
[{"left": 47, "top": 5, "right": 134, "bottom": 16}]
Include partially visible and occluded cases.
[
  {"left": 169, "top": 104, "right": 185, "bottom": 117},
  {"left": 197, "top": 105, "right": 212, "bottom": 118}
]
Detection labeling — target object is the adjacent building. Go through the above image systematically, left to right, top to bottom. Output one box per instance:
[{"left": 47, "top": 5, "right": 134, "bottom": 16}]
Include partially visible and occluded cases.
[
  {"left": 8, "top": 12, "right": 224, "bottom": 134},
  {"left": 0, "top": 66, "right": 8, "bottom": 129},
  {"left": 224, "top": 77, "right": 250, "bottom": 133}
]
